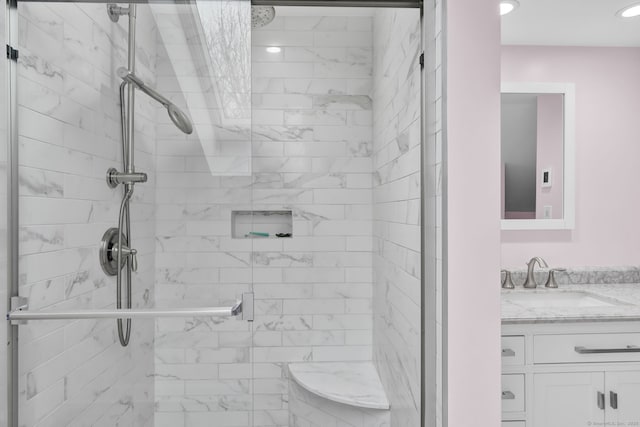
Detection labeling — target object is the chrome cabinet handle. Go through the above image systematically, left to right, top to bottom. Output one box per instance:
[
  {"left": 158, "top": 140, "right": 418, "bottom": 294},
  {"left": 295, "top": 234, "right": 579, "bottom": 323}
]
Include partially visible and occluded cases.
[
  {"left": 575, "top": 345, "right": 640, "bottom": 354},
  {"left": 502, "top": 348, "right": 516, "bottom": 357},
  {"left": 502, "top": 391, "right": 515, "bottom": 400},
  {"left": 598, "top": 391, "right": 605, "bottom": 410},
  {"left": 610, "top": 391, "right": 618, "bottom": 409}
]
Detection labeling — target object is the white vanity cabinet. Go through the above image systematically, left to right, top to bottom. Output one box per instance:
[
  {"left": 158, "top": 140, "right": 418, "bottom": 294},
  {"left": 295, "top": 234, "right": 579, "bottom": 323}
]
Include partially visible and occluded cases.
[
  {"left": 501, "top": 322, "right": 640, "bottom": 427},
  {"left": 532, "top": 371, "right": 640, "bottom": 427},
  {"left": 604, "top": 371, "right": 640, "bottom": 425},
  {"left": 532, "top": 372, "right": 604, "bottom": 427}
]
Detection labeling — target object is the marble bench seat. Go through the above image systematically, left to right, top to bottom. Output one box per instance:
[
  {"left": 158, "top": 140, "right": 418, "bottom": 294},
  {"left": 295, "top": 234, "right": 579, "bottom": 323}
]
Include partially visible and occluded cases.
[{"left": 288, "top": 362, "right": 390, "bottom": 427}]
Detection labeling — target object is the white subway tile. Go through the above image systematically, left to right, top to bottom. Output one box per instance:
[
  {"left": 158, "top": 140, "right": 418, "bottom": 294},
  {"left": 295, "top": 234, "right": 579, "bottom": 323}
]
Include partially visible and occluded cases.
[
  {"left": 253, "top": 31, "right": 314, "bottom": 47},
  {"left": 314, "top": 31, "right": 373, "bottom": 47},
  {"left": 253, "top": 62, "right": 315, "bottom": 79},
  {"left": 283, "top": 298, "right": 345, "bottom": 315},
  {"left": 313, "top": 314, "right": 372, "bottom": 330},
  {"left": 312, "top": 345, "right": 371, "bottom": 361},
  {"left": 253, "top": 346, "right": 312, "bottom": 363}
]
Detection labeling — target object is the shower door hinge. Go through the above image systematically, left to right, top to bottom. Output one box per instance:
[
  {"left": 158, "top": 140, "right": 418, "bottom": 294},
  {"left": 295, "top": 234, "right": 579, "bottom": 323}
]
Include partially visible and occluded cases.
[
  {"left": 6, "top": 45, "right": 18, "bottom": 61},
  {"left": 419, "top": 52, "right": 424, "bottom": 69}
]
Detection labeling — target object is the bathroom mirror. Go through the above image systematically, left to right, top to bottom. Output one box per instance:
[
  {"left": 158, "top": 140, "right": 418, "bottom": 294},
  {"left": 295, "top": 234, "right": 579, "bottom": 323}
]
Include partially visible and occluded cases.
[{"left": 500, "top": 82, "right": 575, "bottom": 230}]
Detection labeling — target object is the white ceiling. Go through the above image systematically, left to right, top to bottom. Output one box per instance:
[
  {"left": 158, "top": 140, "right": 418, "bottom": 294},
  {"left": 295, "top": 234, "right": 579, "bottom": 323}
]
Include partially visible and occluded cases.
[{"left": 501, "top": 0, "right": 640, "bottom": 46}]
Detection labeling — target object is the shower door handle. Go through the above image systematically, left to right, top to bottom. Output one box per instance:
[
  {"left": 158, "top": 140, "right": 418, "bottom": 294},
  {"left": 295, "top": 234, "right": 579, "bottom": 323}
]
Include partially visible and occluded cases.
[{"left": 8, "top": 296, "right": 247, "bottom": 324}]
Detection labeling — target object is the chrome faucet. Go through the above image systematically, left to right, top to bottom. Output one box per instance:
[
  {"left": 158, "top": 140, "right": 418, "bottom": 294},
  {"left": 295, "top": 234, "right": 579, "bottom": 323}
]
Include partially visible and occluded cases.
[{"left": 523, "top": 257, "right": 548, "bottom": 288}]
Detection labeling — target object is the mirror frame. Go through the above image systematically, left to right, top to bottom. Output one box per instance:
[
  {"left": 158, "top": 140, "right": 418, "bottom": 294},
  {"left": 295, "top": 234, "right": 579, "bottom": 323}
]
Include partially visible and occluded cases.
[{"left": 501, "top": 82, "right": 575, "bottom": 231}]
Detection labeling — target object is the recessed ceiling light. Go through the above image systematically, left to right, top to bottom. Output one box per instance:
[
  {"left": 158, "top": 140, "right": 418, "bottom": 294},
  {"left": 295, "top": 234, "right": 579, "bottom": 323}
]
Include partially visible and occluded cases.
[
  {"left": 500, "top": 0, "right": 520, "bottom": 16},
  {"left": 618, "top": 3, "right": 640, "bottom": 18},
  {"left": 266, "top": 46, "right": 281, "bottom": 53}
]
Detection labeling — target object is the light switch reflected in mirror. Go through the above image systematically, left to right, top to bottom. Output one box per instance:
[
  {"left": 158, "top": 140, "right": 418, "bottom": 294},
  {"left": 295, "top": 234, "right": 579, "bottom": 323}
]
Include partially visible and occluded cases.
[{"left": 500, "top": 82, "right": 575, "bottom": 230}]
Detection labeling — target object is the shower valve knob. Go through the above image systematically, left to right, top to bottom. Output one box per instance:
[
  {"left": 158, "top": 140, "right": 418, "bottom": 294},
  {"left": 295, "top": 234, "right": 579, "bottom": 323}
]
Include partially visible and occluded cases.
[
  {"left": 118, "top": 246, "right": 138, "bottom": 272},
  {"left": 131, "top": 249, "right": 138, "bottom": 272}
]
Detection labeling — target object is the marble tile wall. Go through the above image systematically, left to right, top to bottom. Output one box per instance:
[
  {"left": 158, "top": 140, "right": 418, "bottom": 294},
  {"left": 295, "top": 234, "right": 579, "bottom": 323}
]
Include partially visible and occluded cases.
[
  {"left": 16, "top": 3, "right": 156, "bottom": 426},
  {"left": 371, "top": 9, "right": 422, "bottom": 427},
  {"left": 153, "top": 11, "right": 375, "bottom": 427},
  {"left": 251, "top": 14, "right": 375, "bottom": 426}
]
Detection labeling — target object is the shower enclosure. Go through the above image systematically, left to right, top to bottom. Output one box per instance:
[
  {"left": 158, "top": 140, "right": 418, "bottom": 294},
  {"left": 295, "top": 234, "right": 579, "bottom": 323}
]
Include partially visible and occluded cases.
[{"left": 2, "top": 1, "right": 424, "bottom": 426}]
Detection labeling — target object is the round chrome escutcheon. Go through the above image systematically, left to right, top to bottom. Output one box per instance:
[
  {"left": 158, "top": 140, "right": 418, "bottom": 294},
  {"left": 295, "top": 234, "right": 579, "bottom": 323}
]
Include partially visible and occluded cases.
[{"left": 99, "top": 227, "right": 127, "bottom": 276}]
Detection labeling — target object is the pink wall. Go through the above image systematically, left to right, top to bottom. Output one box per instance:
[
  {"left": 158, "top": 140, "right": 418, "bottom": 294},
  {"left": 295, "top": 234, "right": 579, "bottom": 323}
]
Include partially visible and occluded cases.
[
  {"left": 446, "top": 0, "right": 502, "bottom": 426},
  {"left": 502, "top": 46, "right": 640, "bottom": 268},
  {"left": 536, "top": 94, "right": 564, "bottom": 219}
]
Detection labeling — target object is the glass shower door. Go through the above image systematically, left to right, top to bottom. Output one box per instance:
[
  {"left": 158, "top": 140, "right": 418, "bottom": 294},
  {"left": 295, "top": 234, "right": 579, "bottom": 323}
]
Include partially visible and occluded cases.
[
  {"left": 10, "top": 0, "right": 255, "bottom": 426},
  {"left": 151, "top": 2, "right": 256, "bottom": 426}
]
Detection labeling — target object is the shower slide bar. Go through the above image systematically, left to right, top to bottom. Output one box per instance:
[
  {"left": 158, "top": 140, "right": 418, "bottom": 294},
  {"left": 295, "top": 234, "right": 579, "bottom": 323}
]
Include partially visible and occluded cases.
[{"left": 7, "top": 293, "right": 254, "bottom": 325}]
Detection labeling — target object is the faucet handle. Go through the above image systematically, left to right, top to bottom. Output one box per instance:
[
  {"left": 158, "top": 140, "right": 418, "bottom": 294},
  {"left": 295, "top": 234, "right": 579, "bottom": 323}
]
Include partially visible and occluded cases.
[
  {"left": 130, "top": 249, "right": 138, "bottom": 272},
  {"left": 545, "top": 268, "right": 566, "bottom": 288},
  {"left": 501, "top": 270, "right": 515, "bottom": 289}
]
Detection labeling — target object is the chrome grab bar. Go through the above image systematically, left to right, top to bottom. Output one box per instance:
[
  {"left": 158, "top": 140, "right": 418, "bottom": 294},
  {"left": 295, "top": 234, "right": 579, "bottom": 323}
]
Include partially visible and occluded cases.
[
  {"left": 7, "top": 296, "right": 249, "bottom": 325},
  {"left": 575, "top": 345, "right": 640, "bottom": 354}
]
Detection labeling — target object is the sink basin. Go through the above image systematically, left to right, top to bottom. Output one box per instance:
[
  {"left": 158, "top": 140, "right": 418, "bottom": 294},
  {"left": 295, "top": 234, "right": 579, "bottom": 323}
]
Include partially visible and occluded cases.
[{"left": 503, "top": 291, "right": 623, "bottom": 308}]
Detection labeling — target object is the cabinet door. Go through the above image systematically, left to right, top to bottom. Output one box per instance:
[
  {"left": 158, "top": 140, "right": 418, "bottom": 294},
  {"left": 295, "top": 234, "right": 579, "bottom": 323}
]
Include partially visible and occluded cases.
[
  {"left": 606, "top": 371, "right": 640, "bottom": 425},
  {"left": 533, "top": 372, "right": 605, "bottom": 427}
]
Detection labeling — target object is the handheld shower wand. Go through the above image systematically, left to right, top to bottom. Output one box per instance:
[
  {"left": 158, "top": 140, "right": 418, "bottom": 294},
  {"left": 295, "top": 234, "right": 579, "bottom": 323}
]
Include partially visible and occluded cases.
[
  {"left": 101, "top": 5, "right": 194, "bottom": 348},
  {"left": 117, "top": 67, "right": 193, "bottom": 135}
]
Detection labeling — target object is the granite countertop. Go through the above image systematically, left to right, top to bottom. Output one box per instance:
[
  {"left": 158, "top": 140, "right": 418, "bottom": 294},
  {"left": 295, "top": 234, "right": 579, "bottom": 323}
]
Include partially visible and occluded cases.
[{"left": 502, "top": 283, "right": 640, "bottom": 324}]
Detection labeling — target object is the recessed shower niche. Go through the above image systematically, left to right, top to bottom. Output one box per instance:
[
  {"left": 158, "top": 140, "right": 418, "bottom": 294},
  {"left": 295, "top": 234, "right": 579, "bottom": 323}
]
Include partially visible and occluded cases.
[{"left": 231, "top": 210, "right": 293, "bottom": 239}]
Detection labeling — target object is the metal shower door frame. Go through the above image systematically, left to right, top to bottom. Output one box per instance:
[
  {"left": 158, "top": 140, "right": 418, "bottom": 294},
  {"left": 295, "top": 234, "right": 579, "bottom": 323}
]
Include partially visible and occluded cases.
[
  {"left": 5, "top": 0, "right": 19, "bottom": 423},
  {"left": 3, "top": 2, "right": 433, "bottom": 427}
]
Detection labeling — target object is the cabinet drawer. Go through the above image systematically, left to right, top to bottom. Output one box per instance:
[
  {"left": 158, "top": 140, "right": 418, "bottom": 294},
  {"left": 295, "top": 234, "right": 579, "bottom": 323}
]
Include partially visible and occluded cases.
[
  {"left": 534, "top": 333, "right": 640, "bottom": 364},
  {"left": 502, "top": 336, "right": 525, "bottom": 366},
  {"left": 502, "top": 374, "right": 525, "bottom": 413},
  {"left": 502, "top": 422, "right": 525, "bottom": 427}
]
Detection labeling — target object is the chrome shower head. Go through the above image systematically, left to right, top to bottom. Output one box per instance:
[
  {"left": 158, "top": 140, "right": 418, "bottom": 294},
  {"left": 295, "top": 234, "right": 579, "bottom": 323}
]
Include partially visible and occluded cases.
[
  {"left": 251, "top": 6, "right": 275, "bottom": 29},
  {"left": 117, "top": 67, "right": 193, "bottom": 135},
  {"left": 167, "top": 103, "right": 193, "bottom": 135}
]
